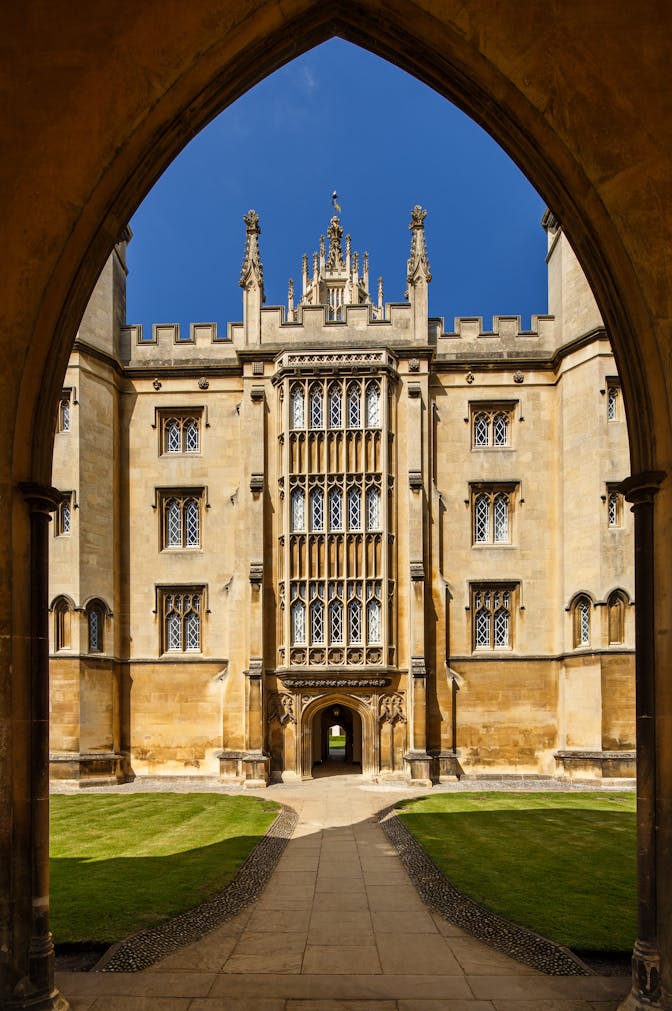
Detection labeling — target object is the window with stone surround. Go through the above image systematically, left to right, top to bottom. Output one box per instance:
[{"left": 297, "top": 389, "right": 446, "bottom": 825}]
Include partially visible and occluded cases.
[
  {"left": 279, "top": 357, "right": 393, "bottom": 667},
  {"left": 606, "top": 380, "right": 621, "bottom": 422},
  {"left": 57, "top": 390, "right": 72, "bottom": 433},
  {"left": 470, "top": 403, "right": 515, "bottom": 449},
  {"left": 159, "top": 410, "right": 202, "bottom": 455},
  {"left": 471, "top": 484, "right": 517, "bottom": 544},
  {"left": 607, "top": 485, "right": 624, "bottom": 528},
  {"left": 159, "top": 490, "right": 202, "bottom": 549},
  {"left": 55, "top": 493, "right": 72, "bottom": 536},
  {"left": 471, "top": 583, "right": 517, "bottom": 650},
  {"left": 159, "top": 588, "right": 203, "bottom": 653},
  {"left": 608, "top": 590, "right": 628, "bottom": 645},
  {"left": 572, "top": 594, "right": 592, "bottom": 648},
  {"left": 53, "top": 597, "right": 72, "bottom": 651},
  {"left": 86, "top": 599, "right": 106, "bottom": 653}
]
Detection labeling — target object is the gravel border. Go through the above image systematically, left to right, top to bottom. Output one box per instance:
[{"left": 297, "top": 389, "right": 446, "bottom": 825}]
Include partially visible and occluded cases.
[
  {"left": 96, "top": 803, "right": 298, "bottom": 972},
  {"left": 379, "top": 804, "right": 591, "bottom": 977}
]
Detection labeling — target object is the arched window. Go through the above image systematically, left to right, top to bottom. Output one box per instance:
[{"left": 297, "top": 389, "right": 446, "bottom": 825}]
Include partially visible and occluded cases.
[
  {"left": 309, "top": 382, "right": 323, "bottom": 429},
  {"left": 328, "top": 382, "right": 342, "bottom": 429},
  {"left": 347, "top": 382, "right": 361, "bottom": 428},
  {"left": 365, "top": 382, "right": 381, "bottom": 428},
  {"left": 290, "top": 383, "right": 305, "bottom": 429},
  {"left": 493, "top": 411, "right": 509, "bottom": 446},
  {"left": 473, "top": 412, "right": 489, "bottom": 447},
  {"left": 162, "top": 413, "right": 201, "bottom": 454},
  {"left": 165, "top": 418, "right": 181, "bottom": 453},
  {"left": 328, "top": 486, "right": 343, "bottom": 530},
  {"left": 366, "top": 486, "right": 381, "bottom": 530},
  {"left": 347, "top": 487, "right": 361, "bottom": 530},
  {"left": 290, "top": 488, "right": 305, "bottom": 531},
  {"left": 309, "top": 488, "right": 324, "bottom": 531},
  {"left": 493, "top": 493, "right": 509, "bottom": 543},
  {"left": 163, "top": 494, "right": 201, "bottom": 548},
  {"left": 474, "top": 494, "right": 490, "bottom": 542},
  {"left": 166, "top": 498, "right": 181, "bottom": 547},
  {"left": 184, "top": 498, "right": 199, "bottom": 547},
  {"left": 366, "top": 583, "right": 382, "bottom": 644},
  {"left": 310, "top": 586, "right": 325, "bottom": 644},
  {"left": 472, "top": 586, "right": 513, "bottom": 650},
  {"left": 163, "top": 591, "right": 201, "bottom": 652},
  {"left": 608, "top": 591, "right": 627, "bottom": 645},
  {"left": 328, "top": 595, "right": 343, "bottom": 644},
  {"left": 573, "top": 595, "right": 591, "bottom": 647},
  {"left": 348, "top": 597, "right": 362, "bottom": 644},
  {"left": 53, "top": 598, "right": 71, "bottom": 651},
  {"left": 290, "top": 598, "right": 306, "bottom": 645},
  {"left": 87, "top": 601, "right": 105, "bottom": 653}
]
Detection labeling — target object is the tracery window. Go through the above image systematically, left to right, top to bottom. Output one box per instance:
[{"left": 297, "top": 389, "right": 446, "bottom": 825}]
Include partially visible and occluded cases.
[
  {"left": 309, "top": 382, "right": 323, "bottom": 429},
  {"left": 328, "top": 382, "right": 342, "bottom": 428},
  {"left": 347, "top": 382, "right": 361, "bottom": 428},
  {"left": 365, "top": 382, "right": 381, "bottom": 428},
  {"left": 607, "top": 382, "right": 620, "bottom": 422},
  {"left": 290, "top": 383, "right": 305, "bottom": 429},
  {"left": 57, "top": 391, "right": 72, "bottom": 433},
  {"left": 471, "top": 405, "right": 513, "bottom": 448},
  {"left": 161, "top": 412, "right": 201, "bottom": 454},
  {"left": 328, "top": 486, "right": 343, "bottom": 530},
  {"left": 347, "top": 486, "right": 361, "bottom": 530},
  {"left": 366, "top": 486, "right": 381, "bottom": 530},
  {"left": 472, "top": 486, "right": 513, "bottom": 544},
  {"left": 291, "top": 487, "right": 305, "bottom": 532},
  {"left": 310, "top": 488, "right": 324, "bottom": 531},
  {"left": 607, "top": 488, "right": 623, "bottom": 528},
  {"left": 162, "top": 492, "right": 201, "bottom": 549},
  {"left": 366, "top": 582, "right": 382, "bottom": 643},
  {"left": 290, "top": 584, "right": 306, "bottom": 645},
  {"left": 309, "top": 584, "right": 325, "bottom": 644},
  {"left": 472, "top": 585, "right": 514, "bottom": 650},
  {"left": 328, "top": 586, "right": 344, "bottom": 644},
  {"left": 347, "top": 587, "right": 363, "bottom": 644},
  {"left": 162, "top": 589, "right": 202, "bottom": 653},
  {"left": 608, "top": 590, "right": 627, "bottom": 645},
  {"left": 572, "top": 595, "right": 591, "bottom": 648},
  {"left": 53, "top": 597, "right": 71, "bottom": 651},
  {"left": 87, "top": 601, "right": 105, "bottom": 653}
]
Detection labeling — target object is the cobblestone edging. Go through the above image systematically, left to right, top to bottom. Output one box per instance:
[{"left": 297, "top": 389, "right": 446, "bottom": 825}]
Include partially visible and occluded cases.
[
  {"left": 97, "top": 803, "right": 298, "bottom": 972},
  {"left": 379, "top": 805, "right": 591, "bottom": 977}
]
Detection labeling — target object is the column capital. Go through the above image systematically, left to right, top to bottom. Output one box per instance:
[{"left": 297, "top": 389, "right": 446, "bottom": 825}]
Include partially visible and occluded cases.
[
  {"left": 620, "top": 470, "right": 666, "bottom": 505},
  {"left": 18, "top": 482, "right": 61, "bottom": 515},
  {"left": 246, "top": 658, "right": 263, "bottom": 680}
]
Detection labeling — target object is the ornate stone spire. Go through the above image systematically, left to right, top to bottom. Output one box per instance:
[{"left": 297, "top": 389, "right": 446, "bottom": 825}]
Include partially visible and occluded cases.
[
  {"left": 406, "top": 205, "right": 432, "bottom": 285},
  {"left": 239, "top": 209, "right": 265, "bottom": 301},
  {"left": 326, "top": 215, "right": 345, "bottom": 269}
]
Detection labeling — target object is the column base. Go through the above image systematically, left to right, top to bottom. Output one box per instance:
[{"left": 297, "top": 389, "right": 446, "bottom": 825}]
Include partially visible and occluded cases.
[
  {"left": 403, "top": 751, "right": 433, "bottom": 787},
  {"left": 617, "top": 941, "right": 664, "bottom": 1009},
  {"left": 4, "top": 985, "right": 69, "bottom": 1010}
]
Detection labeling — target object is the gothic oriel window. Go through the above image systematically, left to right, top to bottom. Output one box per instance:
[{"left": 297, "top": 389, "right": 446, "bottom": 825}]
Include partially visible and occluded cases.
[
  {"left": 281, "top": 361, "right": 392, "bottom": 665},
  {"left": 471, "top": 405, "right": 513, "bottom": 448},
  {"left": 161, "top": 412, "right": 201, "bottom": 454},
  {"left": 162, "top": 492, "right": 201, "bottom": 549},
  {"left": 472, "top": 585, "right": 515, "bottom": 649},
  {"left": 162, "top": 589, "right": 202, "bottom": 653},
  {"left": 572, "top": 595, "right": 591, "bottom": 648}
]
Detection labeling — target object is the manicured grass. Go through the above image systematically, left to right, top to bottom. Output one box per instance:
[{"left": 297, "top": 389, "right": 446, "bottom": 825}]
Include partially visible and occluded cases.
[
  {"left": 329, "top": 735, "right": 346, "bottom": 748},
  {"left": 396, "top": 792, "right": 636, "bottom": 952},
  {"left": 50, "top": 793, "right": 279, "bottom": 943}
]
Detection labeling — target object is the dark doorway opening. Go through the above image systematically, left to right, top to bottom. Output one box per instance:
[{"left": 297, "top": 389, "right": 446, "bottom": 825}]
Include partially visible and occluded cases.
[{"left": 312, "top": 704, "right": 362, "bottom": 777}]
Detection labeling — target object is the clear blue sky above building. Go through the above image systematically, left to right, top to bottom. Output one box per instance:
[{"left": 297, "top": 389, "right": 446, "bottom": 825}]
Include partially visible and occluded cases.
[{"left": 126, "top": 39, "right": 548, "bottom": 335}]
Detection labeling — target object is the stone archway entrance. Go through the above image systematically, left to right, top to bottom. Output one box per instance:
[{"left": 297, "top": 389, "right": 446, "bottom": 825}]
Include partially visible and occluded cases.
[{"left": 312, "top": 702, "right": 362, "bottom": 776}]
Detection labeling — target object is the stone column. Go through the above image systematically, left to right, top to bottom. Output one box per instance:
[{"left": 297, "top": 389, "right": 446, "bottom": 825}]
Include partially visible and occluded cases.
[
  {"left": 619, "top": 471, "right": 665, "bottom": 1011},
  {"left": 11, "top": 483, "right": 68, "bottom": 1010},
  {"left": 243, "top": 659, "right": 268, "bottom": 787}
]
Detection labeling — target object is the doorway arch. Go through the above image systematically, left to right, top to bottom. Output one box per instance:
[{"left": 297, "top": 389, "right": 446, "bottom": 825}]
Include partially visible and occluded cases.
[
  {"left": 3, "top": 7, "right": 672, "bottom": 1010},
  {"left": 301, "top": 694, "right": 377, "bottom": 779},
  {"left": 311, "top": 703, "right": 363, "bottom": 776}
]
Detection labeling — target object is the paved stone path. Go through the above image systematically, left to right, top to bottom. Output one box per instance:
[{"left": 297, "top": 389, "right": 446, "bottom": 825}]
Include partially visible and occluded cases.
[{"left": 56, "top": 770, "right": 631, "bottom": 1010}]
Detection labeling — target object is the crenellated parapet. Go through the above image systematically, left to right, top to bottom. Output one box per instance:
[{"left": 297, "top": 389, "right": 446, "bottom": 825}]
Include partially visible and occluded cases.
[{"left": 436, "top": 314, "right": 558, "bottom": 357}]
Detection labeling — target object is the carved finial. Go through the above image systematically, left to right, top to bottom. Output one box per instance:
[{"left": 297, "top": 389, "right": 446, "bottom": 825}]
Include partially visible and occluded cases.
[
  {"left": 407, "top": 205, "right": 432, "bottom": 285},
  {"left": 239, "top": 209, "right": 265, "bottom": 299},
  {"left": 326, "top": 215, "right": 345, "bottom": 269},
  {"left": 378, "top": 276, "right": 384, "bottom": 309},
  {"left": 288, "top": 278, "right": 294, "bottom": 314}
]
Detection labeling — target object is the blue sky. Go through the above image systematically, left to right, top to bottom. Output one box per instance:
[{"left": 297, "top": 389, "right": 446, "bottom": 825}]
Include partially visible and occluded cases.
[{"left": 127, "top": 39, "right": 548, "bottom": 336}]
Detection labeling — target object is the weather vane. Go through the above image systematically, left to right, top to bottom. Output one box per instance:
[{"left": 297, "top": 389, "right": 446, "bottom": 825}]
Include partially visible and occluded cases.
[{"left": 332, "top": 190, "right": 341, "bottom": 213}]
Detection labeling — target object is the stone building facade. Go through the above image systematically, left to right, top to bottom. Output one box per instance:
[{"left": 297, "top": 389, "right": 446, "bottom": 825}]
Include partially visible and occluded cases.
[{"left": 48, "top": 207, "right": 635, "bottom": 787}]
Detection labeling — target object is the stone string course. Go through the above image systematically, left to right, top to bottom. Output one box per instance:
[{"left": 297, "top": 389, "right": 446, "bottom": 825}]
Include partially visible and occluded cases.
[
  {"left": 97, "top": 803, "right": 298, "bottom": 972},
  {"left": 379, "top": 805, "right": 592, "bottom": 977}
]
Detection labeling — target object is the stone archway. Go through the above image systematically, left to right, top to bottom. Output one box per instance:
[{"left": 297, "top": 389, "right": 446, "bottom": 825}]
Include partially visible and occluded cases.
[
  {"left": 3, "top": 6, "right": 672, "bottom": 1010},
  {"left": 301, "top": 694, "right": 378, "bottom": 779},
  {"left": 312, "top": 703, "right": 362, "bottom": 775}
]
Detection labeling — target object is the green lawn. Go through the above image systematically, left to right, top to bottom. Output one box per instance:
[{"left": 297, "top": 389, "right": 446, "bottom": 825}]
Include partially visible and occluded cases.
[
  {"left": 396, "top": 792, "right": 636, "bottom": 952},
  {"left": 50, "top": 793, "right": 279, "bottom": 943}
]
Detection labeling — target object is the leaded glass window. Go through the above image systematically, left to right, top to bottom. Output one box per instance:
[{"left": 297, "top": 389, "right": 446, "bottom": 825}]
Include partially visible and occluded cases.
[
  {"left": 328, "top": 382, "right": 342, "bottom": 429},
  {"left": 347, "top": 382, "right": 361, "bottom": 428},
  {"left": 290, "top": 383, "right": 305, "bottom": 429},
  {"left": 309, "top": 383, "right": 323, "bottom": 429},
  {"left": 365, "top": 383, "right": 381, "bottom": 428},
  {"left": 607, "top": 384, "right": 618, "bottom": 421},
  {"left": 58, "top": 394, "right": 71, "bottom": 433},
  {"left": 473, "top": 412, "right": 489, "bottom": 447},
  {"left": 493, "top": 412, "right": 508, "bottom": 446},
  {"left": 163, "top": 414, "right": 201, "bottom": 454},
  {"left": 184, "top": 418, "right": 199, "bottom": 453},
  {"left": 166, "top": 419, "right": 181, "bottom": 453},
  {"left": 328, "top": 486, "right": 343, "bottom": 530},
  {"left": 366, "top": 486, "right": 381, "bottom": 530},
  {"left": 347, "top": 487, "right": 361, "bottom": 530},
  {"left": 291, "top": 488, "right": 305, "bottom": 531},
  {"left": 310, "top": 488, "right": 324, "bottom": 531},
  {"left": 608, "top": 491, "right": 621, "bottom": 528},
  {"left": 163, "top": 493, "right": 201, "bottom": 549},
  {"left": 493, "top": 493, "right": 509, "bottom": 543},
  {"left": 474, "top": 494, "right": 489, "bottom": 542},
  {"left": 59, "top": 498, "right": 71, "bottom": 536},
  {"left": 185, "top": 498, "right": 199, "bottom": 546},
  {"left": 166, "top": 499, "right": 181, "bottom": 547},
  {"left": 310, "top": 585, "right": 325, "bottom": 644},
  {"left": 472, "top": 586, "right": 514, "bottom": 650},
  {"left": 163, "top": 591, "right": 202, "bottom": 652},
  {"left": 329, "top": 593, "right": 344, "bottom": 644},
  {"left": 366, "top": 595, "right": 382, "bottom": 644},
  {"left": 348, "top": 597, "right": 363, "bottom": 644},
  {"left": 290, "top": 598, "right": 306, "bottom": 645},
  {"left": 578, "top": 599, "right": 590, "bottom": 646},
  {"left": 494, "top": 605, "right": 509, "bottom": 647},
  {"left": 88, "top": 606, "right": 102, "bottom": 653},
  {"left": 475, "top": 606, "right": 490, "bottom": 647}
]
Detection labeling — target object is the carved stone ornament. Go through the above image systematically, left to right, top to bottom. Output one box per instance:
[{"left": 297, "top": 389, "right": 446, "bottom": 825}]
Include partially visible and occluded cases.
[
  {"left": 408, "top": 358, "right": 421, "bottom": 373},
  {"left": 513, "top": 370, "right": 525, "bottom": 384},
  {"left": 465, "top": 372, "right": 475, "bottom": 385},
  {"left": 198, "top": 377, "right": 209, "bottom": 390},
  {"left": 153, "top": 378, "right": 162, "bottom": 391},
  {"left": 250, "top": 385, "right": 265, "bottom": 402},
  {"left": 409, "top": 470, "right": 423, "bottom": 490},
  {"left": 250, "top": 474, "right": 264, "bottom": 493},
  {"left": 410, "top": 561, "right": 425, "bottom": 582},
  {"left": 249, "top": 563, "right": 263, "bottom": 586},
  {"left": 411, "top": 656, "right": 427, "bottom": 678},
  {"left": 281, "top": 677, "right": 391, "bottom": 689},
  {"left": 268, "top": 692, "right": 296, "bottom": 725},
  {"left": 379, "top": 692, "right": 406, "bottom": 724}
]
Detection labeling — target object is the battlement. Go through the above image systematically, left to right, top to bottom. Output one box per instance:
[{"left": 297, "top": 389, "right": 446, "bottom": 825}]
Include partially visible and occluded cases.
[{"left": 436, "top": 314, "right": 556, "bottom": 355}]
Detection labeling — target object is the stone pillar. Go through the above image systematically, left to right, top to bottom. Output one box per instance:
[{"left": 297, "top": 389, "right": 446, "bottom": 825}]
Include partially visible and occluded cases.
[
  {"left": 619, "top": 471, "right": 665, "bottom": 1011},
  {"left": 10, "top": 483, "right": 68, "bottom": 1010},
  {"left": 243, "top": 660, "right": 268, "bottom": 787}
]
